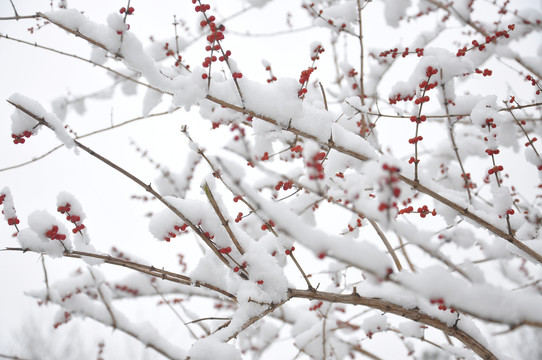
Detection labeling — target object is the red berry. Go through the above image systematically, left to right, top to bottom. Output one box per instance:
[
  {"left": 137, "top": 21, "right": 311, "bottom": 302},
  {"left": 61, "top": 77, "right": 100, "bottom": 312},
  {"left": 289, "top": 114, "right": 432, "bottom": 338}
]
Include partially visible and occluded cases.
[{"left": 219, "top": 247, "right": 232, "bottom": 254}]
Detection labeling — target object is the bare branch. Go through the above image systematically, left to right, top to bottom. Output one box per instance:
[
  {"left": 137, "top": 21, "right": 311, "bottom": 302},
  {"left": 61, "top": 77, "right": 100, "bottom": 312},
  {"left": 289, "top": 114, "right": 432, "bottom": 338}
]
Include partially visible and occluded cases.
[
  {"left": 202, "top": 182, "right": 245, "bottom": 255},
  {"left": 3, "top": 247, "right": 236, "bottom": 301},
  {"left": 88, "top": 267, "right": 118, "bottom": 329},
  {"left": 151, "top": 282, "right": 200, "bottom": 340},
  {"left": 0, "top": 353, "right": 31, "bottom": 360}
]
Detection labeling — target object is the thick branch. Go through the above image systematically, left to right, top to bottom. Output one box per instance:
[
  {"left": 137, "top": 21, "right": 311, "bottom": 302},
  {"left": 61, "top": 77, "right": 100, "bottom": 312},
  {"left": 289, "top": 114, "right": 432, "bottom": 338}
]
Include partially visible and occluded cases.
[
  {"left": 399, "top": 176, "right": 542, "bottom": 264},
  {"left": 3, "top": 247, "right": 236, "bottom": 301},
  {"left": 289, "top": 288, "right": 497, "bottom": 360}
]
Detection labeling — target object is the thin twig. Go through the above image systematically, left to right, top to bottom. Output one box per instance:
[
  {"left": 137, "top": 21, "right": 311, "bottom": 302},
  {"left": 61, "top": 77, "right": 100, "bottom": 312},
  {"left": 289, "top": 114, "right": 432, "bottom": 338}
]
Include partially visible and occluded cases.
[
  {"left": 9, "top": 0, "right": 19, "bottom": 17},
  {"left": 356, "top": 0, "right": 365, "bottom": 104},
  {"left": 0, "top": 15, "right": 39, "bottom": 20},
  {"left": 173, "top": 15, "right": 180, "bottom": 58},
  {"left": 441, "top": 81, "right": 472, "bottom": 202},
  {"left": 319, "top": 82, "right": 328, "bottom": 110},
  {"left": 505, "top": 101, "right": 541, "bottom": 159},
  {"left": 345, "top": 102, "right": 542, "bottom": 120},
  {"left": 0, "top": 109, "right": 178, "bottom": 173},
  {"left": 202, "top": 182, "right": 245, "bottom": 255},
  {"left": 368, "top": 219, "right": 402, "bottom": 271},
  {"left": 397, "top": 235, "right": 415, "bottom": 272},
  {"left": 288, "top": 252, "right": 314, "bottom": 290},
  {"left": 40, "top": 255, "right": 51, "bottom": 303},
  {"left": 89, "top": 267, "right": 117, "bottom": 329},
  {"left": 151, "top": 282, "right": 199, "bottom": 340},
  {"left": 223, "top": 299, "right": 287, "bottom": 341},
  {"left": 322, "top": 305, "right": 331, "bottom": 360},
  {"left": 185, "top": 316, "right": 231, "bottom": 325},
  {"left": 388, "top": 327, "right": 446, "bottom": 352},
  {"left": 347, "top": 343, "right": 382, "bottom": 360},
  {"left": 0, "top": 354, "right": 30, "bottom": 360}
]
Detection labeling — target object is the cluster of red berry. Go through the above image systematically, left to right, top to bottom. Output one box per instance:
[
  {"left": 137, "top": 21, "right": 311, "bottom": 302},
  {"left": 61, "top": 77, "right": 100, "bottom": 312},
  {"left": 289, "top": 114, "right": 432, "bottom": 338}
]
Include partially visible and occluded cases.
[
  {"left": 194, "top": 0, "right": 242, "bottom": 83},
  {"left": 304, "top": 3, "right": 348, "bottom": 31},
  {"left": 119, "top": 6, "right": 134, "bottom": 15},
  {"left": 456, "top": 24, "right": 514, "bottom": 56},
  {"left": 297, "top": 44, "right": 325, "bottom": 98},
  {"left": 379, "top": 47, "right": 424, "bottom": 58},
  {"left": 264, "top": 63, "right": 277, "bottom": 83},
  {"left": 475, "top": 68, "right": 493, "bottom": 77},
  {"left": 525, "top": 75, "right": 541, "bottom": 95},
  {"left": 388, "top": 92, "right": 414, "bottom": 105},
  {"left": 11, "top": 130, "right": 33, "bottom": 144},
  {"left": 306, "top": 151, "right": 326, "bottom": 180},
  {"left": 377, "top": 164, "right": 401, "bottom": 213},
  {"left": 275, "top": 180, "right": 294, "bottom": 191},
  {"left": 1, "top": 192, "right": 19, "bottom": 228},
  {"left": 57, "top": 202, "right": 86, "bottom": 234},
  {"left": 346, "top": 217, "right": 363, "bottom": 232},
  {"left": 261, "top": 220, "right": 275, "bottom": 231},
  {"left": 163, "top": 223, "right": 188, "bottom": 242},
  {"left": 45, "top": 225, "right": 66, "bottom": 241},
  {"left": 219, "top": 246, "right": 232, "bottom": 254},
  {"left": 284, "top": 246, "right": 295, "bottom": 255},
  {"left": 232, "top": 261, "right": 247, "bottom": 273},
  {"left": 115, "top": 284, "right": 139, "bottom": 296},
  {"left": 430, "top": 298, "right": 456, "bottom": 313},
  {"left": 309, "top": 301, "right": 323, "bottom": 311},
  {"left": 53, "top": 311, "right": 71, "bottom": 329}
]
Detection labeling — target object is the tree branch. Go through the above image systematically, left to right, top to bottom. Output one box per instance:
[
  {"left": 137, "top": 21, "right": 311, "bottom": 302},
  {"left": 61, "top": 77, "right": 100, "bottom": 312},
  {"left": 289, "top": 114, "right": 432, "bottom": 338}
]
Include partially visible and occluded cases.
[
  {"left": 3, "top": 247, "right": 236, "bottom": 301},
  {"left": 289, "top": 288, "right": 498, "bottom": 360}
]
